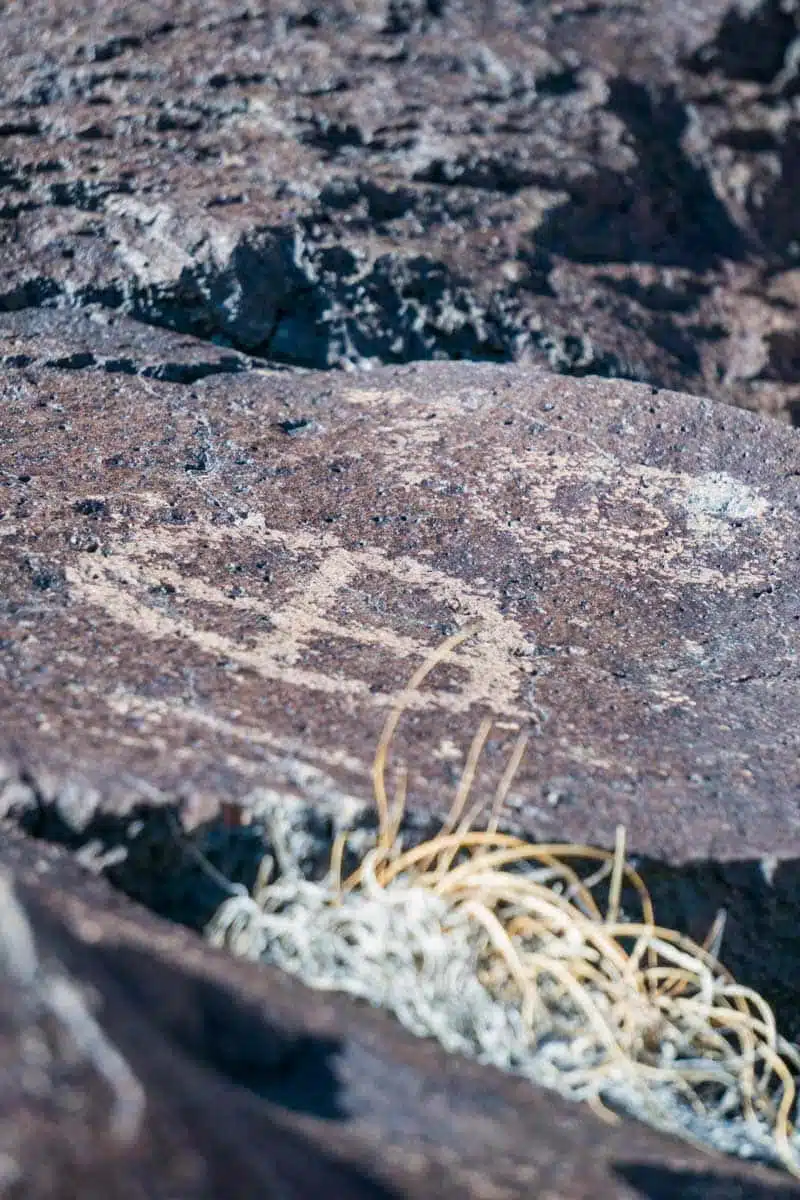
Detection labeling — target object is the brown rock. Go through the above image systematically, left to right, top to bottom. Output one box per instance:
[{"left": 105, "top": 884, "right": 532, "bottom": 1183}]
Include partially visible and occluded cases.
[
  {"left": 0, "top": 0, "right": 799, "bottom": 418},
  {"left": 3, "top": 1, "right": 800, "bottom": 1188},
  {"left": 0, "top": 308, "right": 255, "bottom": 383},
  {"left": 2, "top": 349, "right": 800, "bottom": 1034},
  {"left": 2, "top": 353, "right": 798, "bottom": 864},
  {"left": 0, "top": 823, "right": 797, "bottom": 1199}
]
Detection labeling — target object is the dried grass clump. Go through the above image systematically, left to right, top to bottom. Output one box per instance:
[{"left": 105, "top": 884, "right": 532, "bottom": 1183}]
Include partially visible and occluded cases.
[{"left": 206, "top": 627, "right": 800, "bottom": 1175}]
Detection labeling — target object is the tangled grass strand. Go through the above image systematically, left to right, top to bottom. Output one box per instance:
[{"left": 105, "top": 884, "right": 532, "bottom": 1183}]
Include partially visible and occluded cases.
[{"left": 205, "top": 627, "right": 800, "bottom": 1176}]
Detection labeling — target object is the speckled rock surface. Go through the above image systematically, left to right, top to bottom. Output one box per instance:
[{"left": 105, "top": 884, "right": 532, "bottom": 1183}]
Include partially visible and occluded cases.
[
  {"left": 0, "top": 0, "right": 799, "bottom": 418},
  {"left": 4, "top": 2, "right": 800, "bottom": 1191},
  {"left": 2, "top": 349, "right": 799, "bottom": 863},
  {"left": 1, "top": 824, "right": 797, "bottom": 1200}
]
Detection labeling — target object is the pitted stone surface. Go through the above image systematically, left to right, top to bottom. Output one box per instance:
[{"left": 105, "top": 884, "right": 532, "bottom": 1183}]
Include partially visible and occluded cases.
[
  {"left": 0, "top": 0, "right": 799, "bottom": 418},
  {"left": 4, "top": 3, "right": 800, "bottom": 1192},
  {"left": 2, "top": 356, "right": 799, "bottom": 863}
]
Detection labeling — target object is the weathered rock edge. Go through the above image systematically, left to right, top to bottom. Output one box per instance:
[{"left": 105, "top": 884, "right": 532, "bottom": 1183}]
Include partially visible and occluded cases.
[{"left": 1, "top": 824, "right": 797, "bottom": 1199}]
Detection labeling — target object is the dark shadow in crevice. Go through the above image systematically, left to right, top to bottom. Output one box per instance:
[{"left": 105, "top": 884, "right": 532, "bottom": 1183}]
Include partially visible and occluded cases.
[
  {"left": 686, "top": 0, "right": 799, "bottom": 86},
  {"left": 538, "top": 79, "right": 748, "bottom": 267},
  {"left": 754, "top": 128, "right": 800, "bottom": 261},
  {"left": 0, "top": 243, "right": 516, "bottom": 372},
  {"left": 598, "top": 273, "right": 711, "bottom": 314},
  {"left": 38, "top": 351, "right": 250, "bottom": 383},
  {"left": 16, "top": 777, "right": 800, "bottom": 1054},
  {"left": 18, "top": 797, "right": 262, "bottom": 934},
  {"left": 636, "top": 855, "right": 800, "bottom": 1047},
  {"left": 615, "top": 1161, "right": 800, "bottom": 1199}
]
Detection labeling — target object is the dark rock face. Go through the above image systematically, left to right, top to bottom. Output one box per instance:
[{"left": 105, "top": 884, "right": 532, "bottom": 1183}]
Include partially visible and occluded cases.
[
  {"left": 0, "top": 0, "right": 799, "bottom": 417},
  {"left": 4, "top": 2, "right": 800, "bottom": 1193},
  {"left": 0, "top": 308, "right": 256, "bottom": 382},
  {"left": 3, "top": 345, "right": 800, "bottom": 1042},
  {"left": 2, "top": 351, "right": 799, "bottom": 865},
  {"left": 1, "top": 825, "right": 797, "bottom": 1199}
]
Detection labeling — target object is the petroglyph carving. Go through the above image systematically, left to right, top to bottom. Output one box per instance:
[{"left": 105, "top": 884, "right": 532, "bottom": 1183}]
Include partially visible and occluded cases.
[
  {"left": 342, "top": 389, "right": 782, "bottom": 595},
  {"left": 66, "top": 500, "right": 530, "bottom": 721}
]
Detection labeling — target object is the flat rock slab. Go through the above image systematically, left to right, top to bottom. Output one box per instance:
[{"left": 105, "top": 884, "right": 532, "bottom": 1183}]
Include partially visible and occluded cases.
[
  {"left": 2, "top": 350, "right": 799, "bottom": 863},
  {"left": 1, "top": 823, "right": 797, "bottom": 1199}
]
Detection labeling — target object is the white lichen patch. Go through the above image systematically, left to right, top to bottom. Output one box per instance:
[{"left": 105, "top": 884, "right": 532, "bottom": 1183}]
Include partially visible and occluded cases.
[{"left": 681, "top": 472, "right": 770, "bottom": 544}]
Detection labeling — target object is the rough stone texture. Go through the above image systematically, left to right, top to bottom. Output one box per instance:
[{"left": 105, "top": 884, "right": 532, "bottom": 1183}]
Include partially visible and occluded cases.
[
  {"left": 0, "top": 0, "right": 799, "bottom": 419},
  {"left": 3, "top": 1, "right": 800, "bottom": 1189},
  {"left": 0, "top": 307, "right": 258, "bottom": 383},
  {"left": 2, "top": 347, "right": 799, "bottom": 864},
  {"left": 1, "top": 823, "right": 797, "bottom": 1200}
]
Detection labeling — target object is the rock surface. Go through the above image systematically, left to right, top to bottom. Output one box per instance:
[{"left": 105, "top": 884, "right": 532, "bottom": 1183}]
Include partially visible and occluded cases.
[
  {"left": 0, "top": 0, "right": 799, "bottom": 418},
  {"left": 3, "top": 0, "right": 800, "bottom": 1192},
  {"left": 3, "top": 339, "right": 800, "bottom": 1039},
  {"left": 2, "top": 343, "right": 799, "bottom": 864},
  {"left": 1, "top": 823, "right": 797, "bottom": 1199}
]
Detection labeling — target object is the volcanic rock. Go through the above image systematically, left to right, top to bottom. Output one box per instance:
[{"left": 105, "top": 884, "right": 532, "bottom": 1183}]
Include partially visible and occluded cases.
[
  {"left": 0, "top": 0, "right": 799, "bottom": 418},
  {"left": 2, "top": 344, "right": 800, "bottom": 1037},
  {"left": 2, "top": 349, "right": 798, "bottom": 862},
  {"left": 0, "top": 823, "right": 797, "bottom": 1199}
]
